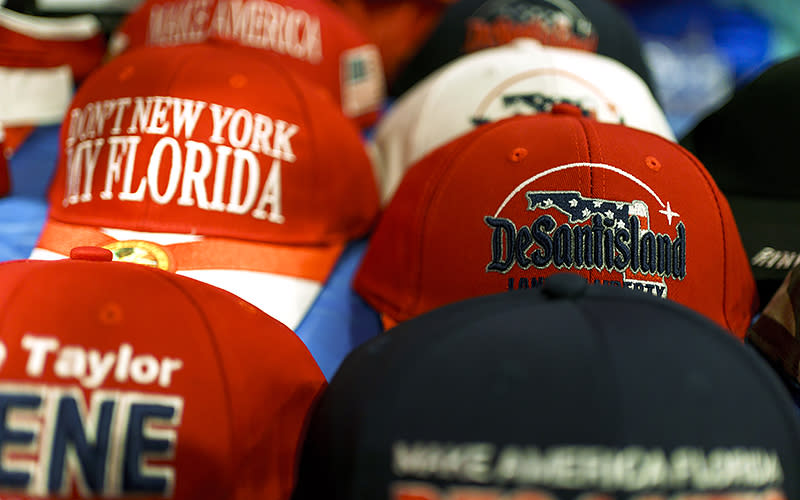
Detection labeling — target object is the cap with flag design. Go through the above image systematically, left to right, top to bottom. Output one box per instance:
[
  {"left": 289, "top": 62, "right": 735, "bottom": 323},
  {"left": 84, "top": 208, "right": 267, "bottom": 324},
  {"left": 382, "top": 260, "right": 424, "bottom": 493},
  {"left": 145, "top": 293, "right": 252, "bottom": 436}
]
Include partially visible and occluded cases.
[
  {"left": 108, "top": 0, "right": 386, "bottom": 129},
  {"left": 330, "top": 0, "right": 455, "bottom": 85},
  {"left": 389, "top": 0, "right": 654, "bottom": 99},
  {"left": 372, "top": 37, "right": 674, "bottom": 205},
  {"left": 31, "top": 43, "right": 381, "bottom": 331},
  {"left": 354, "top": 108, "right": 757, "bottom": 337},
  {"left": 0, "top": 246, "right": 326, "bottom": 500},
  {"left": 293, "top": 273, "right": 800, "bottom": 500}
]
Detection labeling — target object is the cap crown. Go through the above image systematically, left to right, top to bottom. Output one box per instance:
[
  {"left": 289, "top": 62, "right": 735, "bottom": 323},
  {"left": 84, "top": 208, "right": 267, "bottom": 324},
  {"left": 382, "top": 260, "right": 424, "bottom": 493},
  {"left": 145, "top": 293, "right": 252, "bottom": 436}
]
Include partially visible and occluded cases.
[
  {"left": 111, "top": 0, "right": 386, "bottom": 126},
  {"left": 49, "top": 43, "right": 379, "bottom": 246},
  {"left": 356, "top": 113, "right": 756, "bottom": 336},
  {"left": 0, "top": 257, "right": 326, "bottom": 499},
  {"left": 295, "top": 282, "right": 800, "bottom": 500}
]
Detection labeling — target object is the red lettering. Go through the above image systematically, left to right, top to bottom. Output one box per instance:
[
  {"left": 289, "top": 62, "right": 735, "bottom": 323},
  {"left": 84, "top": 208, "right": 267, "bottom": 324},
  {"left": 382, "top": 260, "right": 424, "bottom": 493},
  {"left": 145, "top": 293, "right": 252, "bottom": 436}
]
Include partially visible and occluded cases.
[
  {"left": 391, "top": 482, "right": 441, "bottom": 500},
  {"left": 448, "top": 487, "right": 501, "bottom": 500},
  {"left": 509, "top": 489, "right": 558, "bottom": 500}
]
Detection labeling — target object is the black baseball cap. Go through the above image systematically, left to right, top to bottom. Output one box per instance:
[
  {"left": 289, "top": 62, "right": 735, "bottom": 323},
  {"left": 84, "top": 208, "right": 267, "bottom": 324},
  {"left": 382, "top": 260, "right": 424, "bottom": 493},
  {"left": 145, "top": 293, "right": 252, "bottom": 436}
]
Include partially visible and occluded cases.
[
  {"left": 390, "top": 0, "right": 655, "bottom": 98},
  {"left": 681, "top": 56, "right": 800, "bottom": 306},
  {"left": 293, "top": 273, "right": 800, "bottom": 500}
]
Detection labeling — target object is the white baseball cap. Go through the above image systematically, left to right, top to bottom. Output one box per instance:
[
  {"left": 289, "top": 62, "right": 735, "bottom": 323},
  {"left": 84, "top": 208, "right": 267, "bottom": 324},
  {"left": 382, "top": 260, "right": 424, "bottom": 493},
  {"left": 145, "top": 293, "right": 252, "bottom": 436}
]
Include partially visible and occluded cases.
[{"left": 372, "top": 37, "right": 675, "bottom": 205}]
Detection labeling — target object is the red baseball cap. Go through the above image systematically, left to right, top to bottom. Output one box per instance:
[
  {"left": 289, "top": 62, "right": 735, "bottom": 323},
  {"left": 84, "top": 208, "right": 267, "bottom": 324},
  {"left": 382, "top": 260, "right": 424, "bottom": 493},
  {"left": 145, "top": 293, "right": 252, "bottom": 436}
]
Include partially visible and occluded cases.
[
  {"left": 108, "top": 0, "right": 386, "bottom": 128},
  {"left": 330, "top": 0, "right": 454, "bottom": 84},
  {"left": 0, "top": 7, "right": 105, "bottom": 151},
  {"left": 0, "top": 7, "right": 105, "bottom": 81},
  {"left": 32, "top": 43, "right": 380, "bottom": 331},
  {"left": 354, "top": 107, "right": 758, "bottom": 337},
  {"left": 0, "top": 246, "right": 326, "bottom": 499}
]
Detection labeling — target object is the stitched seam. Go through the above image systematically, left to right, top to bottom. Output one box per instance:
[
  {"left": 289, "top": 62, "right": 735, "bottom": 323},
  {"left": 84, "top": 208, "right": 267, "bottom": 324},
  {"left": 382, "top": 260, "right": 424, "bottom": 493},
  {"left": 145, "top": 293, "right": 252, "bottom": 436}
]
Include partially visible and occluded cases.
[
  {"left": 576, "top": 117, "right": 595, "bottom": 283},
  {"left": 409, "top": 118, "right": 525, "bottom": 317},
  {"left": 683, "top": 149, "right": 734, "bottom": 331}
]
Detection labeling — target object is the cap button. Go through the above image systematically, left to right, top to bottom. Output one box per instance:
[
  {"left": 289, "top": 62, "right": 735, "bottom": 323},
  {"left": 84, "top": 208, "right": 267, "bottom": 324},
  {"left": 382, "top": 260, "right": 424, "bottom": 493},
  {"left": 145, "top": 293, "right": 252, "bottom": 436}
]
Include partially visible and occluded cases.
[
  {"left": 550, "top": 103, "right": 585, "bottom": 118},
  {"left": 70, "top": 246, "right": 114, "bottom": 262},
  {"left": 542, "top": 273, "right": 588, "bottom": 299}
]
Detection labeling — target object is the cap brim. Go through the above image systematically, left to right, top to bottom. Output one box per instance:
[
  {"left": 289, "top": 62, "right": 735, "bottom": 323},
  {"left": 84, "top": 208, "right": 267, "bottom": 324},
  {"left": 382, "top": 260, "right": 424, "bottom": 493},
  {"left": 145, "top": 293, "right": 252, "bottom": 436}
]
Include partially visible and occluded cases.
[
  {"left": 726, "top": 195, "right": 800, "bottom": 304},
  {"left": 31, "top": 218, "right": 345, "bottom": 330}
]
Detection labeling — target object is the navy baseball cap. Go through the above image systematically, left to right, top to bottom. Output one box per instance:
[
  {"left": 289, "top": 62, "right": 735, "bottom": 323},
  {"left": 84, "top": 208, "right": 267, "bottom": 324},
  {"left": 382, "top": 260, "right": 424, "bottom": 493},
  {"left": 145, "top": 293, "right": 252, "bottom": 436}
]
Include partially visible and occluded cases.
[
  {"left": 390, "top": 0, "right": 655, "bottom": 98},
  {"left": 681, "top": 56, "right": 800, "bottom": 306},
  {"left": 293, "top": 273, "right": 800, "bottom": 500}
]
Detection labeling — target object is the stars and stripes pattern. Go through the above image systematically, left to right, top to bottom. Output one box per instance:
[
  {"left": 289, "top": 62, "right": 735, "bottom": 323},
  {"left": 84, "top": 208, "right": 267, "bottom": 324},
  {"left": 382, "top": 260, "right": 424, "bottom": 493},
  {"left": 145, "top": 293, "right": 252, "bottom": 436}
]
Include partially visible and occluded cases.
[{"left": 526, "top": 190, "right": 633, "bottom": 225}]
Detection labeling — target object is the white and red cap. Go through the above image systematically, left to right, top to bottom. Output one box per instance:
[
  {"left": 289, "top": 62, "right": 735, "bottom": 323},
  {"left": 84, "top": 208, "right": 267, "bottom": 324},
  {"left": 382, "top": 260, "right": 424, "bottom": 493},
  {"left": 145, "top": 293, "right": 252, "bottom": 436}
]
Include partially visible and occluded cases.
[
  {"left": 108, "top": 0, "right": 386, "bottom": 128},
  {"left": 0, "top": 6, "right": 105, "bottom": 151},
  {"left": 372, "top": 38, "right": 675, "bottom": 204},
  {"left": 31, "top": 43, "right": 381, "bottom": 330},
  {"left": 355, "top": 107, "right": 757, "bottom": 337},
  {"left": 0, "top": 246, "right": 326, "bottom": 500}
]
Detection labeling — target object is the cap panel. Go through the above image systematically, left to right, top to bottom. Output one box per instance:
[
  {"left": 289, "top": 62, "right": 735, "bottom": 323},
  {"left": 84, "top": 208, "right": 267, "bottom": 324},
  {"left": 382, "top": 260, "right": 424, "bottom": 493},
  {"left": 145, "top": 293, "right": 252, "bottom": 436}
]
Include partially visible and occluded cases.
[
  {"left": 110, "top": 0, "right": 386, "bottom": 127},
  {"left": 207, "top": 0, "right": 386, "bottom": 126},
  {"left": 0, "top": 8, "right": 105, "bottom": 81},
  {"left": 372, "top": 39, "right": 674, "bottom": 205},
  {"left": 407, "top": 40, "right": 673, "bottom": 161},
  {"left": 46, "top": 43, "right": 376, "bottom": 246},
  {"left": 369, "top": 66, "right": 441, "bottom": 205},
  {"left": 302, "top": 69, "right": 380, "bottom": 240},
  {"left": 358, "top": 114, "right": 756, "bottom": 337},
  {"left": 414, "top": 115, "right": 590, "bottom": 318},
  {"left": 607, "top": 124, "right": 755, "bottom": 334},
  {"left": 354, "top": 133, "right": 502, "bottom": 321},
  {"left": 680, "top": 151, "right": 758, "bottom": 337},
  {"left": 0, "top": 259, "right": 235, "bottom": 499},
  {"left": 175, "top": 273, "right": 326, "bottom": 500},
  {"left": 295, "top": 286, "right": 800, "bottom": 500},
  {"left": 590, "top": 295, "right": 797, "bottom": 452},
  {"left": 351, "top": 299, "right": 620, "bottom": 498}
]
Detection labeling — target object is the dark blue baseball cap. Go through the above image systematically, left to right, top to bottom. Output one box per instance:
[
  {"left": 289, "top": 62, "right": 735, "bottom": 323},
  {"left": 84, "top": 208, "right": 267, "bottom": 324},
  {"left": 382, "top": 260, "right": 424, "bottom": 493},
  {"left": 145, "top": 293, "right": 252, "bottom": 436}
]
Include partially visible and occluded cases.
[{"left": 293, "top": 273, "right": 800, "bottom": 500}]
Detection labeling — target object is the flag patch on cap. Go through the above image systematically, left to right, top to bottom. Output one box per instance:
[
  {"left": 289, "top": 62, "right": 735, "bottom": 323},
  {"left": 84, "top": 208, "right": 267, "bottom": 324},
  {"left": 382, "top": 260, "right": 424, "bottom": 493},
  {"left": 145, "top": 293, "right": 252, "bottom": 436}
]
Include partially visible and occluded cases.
[{"left": 486, "top": 163, "right": 685, "bottom": 297}]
